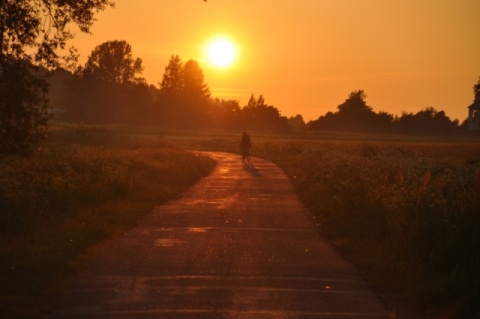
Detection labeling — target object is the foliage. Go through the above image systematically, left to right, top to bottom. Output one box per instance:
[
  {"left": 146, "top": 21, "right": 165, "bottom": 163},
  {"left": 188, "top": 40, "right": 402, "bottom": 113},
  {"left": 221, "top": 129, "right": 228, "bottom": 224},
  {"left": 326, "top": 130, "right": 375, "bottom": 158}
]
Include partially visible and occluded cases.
[
  {"left": 0, "top": 0, "right": 113, "bottom": 154},
  {"left": 0, "top": 0, "right": 113, "bottom": 68},
  {"left": 82, "top": 40, "right": 144, "bottom": 84},
  {"left": 62, "top": 41, "right": 156, "bottom": 125},
  {"left": 159, "top": 54, "right": 184, "bottom": 93},
  {"left": 158, "top": 55, "right": 211, "bottom": 128},
  {"left": 0, "top": 59, "right": 49, "bottom": 154},
  {"left": 183, "top": 60, "right": 211, "bottom": 100},
  {"left": 309, "top": 90, "right": 462, "bottom": 136},
  {"left": 309, "top": 90, "right": 385, "bottom": 133},
  {"left": 240, "top": 94, "right": 290, "bottom": 132},
  {"left": 207, "top": 98, "right": 242, "bottom": 130},
  {"left": 395, "top": 107, "right": 458, "bottom": 135},
  {"left": 288, "top": 114, "right": 307, "bottom": 132},
  {"left": 0, "top": 127, "right": 216, "bottom": 317},
  {"left": 253, "top": 139, "right": 480, "bottom": 318}
]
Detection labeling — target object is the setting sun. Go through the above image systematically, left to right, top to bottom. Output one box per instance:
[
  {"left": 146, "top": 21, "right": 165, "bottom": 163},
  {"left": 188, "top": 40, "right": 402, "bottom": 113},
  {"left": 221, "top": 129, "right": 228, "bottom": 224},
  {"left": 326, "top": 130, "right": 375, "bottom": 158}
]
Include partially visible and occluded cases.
[{"left": 206, "top": 37, "right": 236, "bottom": 69}]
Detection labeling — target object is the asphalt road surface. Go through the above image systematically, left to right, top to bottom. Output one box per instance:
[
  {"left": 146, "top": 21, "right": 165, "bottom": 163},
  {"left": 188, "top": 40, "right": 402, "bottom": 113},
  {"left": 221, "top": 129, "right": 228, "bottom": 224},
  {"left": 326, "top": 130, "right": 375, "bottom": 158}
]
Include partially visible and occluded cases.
[{"left": 50, "top": 152, "right": 391, "bottom": 319}]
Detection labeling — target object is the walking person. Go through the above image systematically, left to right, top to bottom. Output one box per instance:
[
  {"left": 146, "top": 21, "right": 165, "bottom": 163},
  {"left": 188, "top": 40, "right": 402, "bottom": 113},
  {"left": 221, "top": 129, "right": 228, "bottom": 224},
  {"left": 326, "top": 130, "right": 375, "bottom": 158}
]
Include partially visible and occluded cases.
[{"left": 240, "top": 132, "right": 251, "bottom": 163}]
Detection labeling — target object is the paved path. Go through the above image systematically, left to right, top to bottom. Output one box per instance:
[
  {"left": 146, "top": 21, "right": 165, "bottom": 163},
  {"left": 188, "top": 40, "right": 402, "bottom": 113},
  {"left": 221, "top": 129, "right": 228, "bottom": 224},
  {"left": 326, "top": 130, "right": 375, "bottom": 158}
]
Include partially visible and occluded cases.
[{"left": 50, "top": 152, "right": 390, "bottom": 318}]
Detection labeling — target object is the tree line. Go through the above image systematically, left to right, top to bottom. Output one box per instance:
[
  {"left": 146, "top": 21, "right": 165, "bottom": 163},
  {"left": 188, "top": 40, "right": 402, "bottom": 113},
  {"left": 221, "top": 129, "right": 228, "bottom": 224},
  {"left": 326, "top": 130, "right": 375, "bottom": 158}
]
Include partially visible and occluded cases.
[
  {"left": 53, "top": 39, "right": 478, "bottom": 138},
  {"left": 53, "top": 40, "right": 291, "bottom": 132},
  {"left": 307, "top": 90, "right": 469, "bottom": 137}
]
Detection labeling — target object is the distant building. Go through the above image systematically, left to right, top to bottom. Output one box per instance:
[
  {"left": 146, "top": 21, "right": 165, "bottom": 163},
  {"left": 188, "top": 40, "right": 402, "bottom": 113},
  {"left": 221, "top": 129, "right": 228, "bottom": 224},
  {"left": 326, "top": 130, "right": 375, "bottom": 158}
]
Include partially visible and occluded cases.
[{"left": 468, "top": 102, "right": 480, "bottom": 130}]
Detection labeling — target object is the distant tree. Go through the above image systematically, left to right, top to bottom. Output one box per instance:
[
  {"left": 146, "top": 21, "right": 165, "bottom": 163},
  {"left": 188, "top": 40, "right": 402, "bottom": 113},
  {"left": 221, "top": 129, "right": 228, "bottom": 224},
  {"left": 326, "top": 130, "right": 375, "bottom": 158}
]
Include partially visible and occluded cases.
[
  {"left": 0, "top": 0, "right": 113, "bottom": 154},
  {"left": 81, "top": 40, "right": 144, "bottom": 84},
  {"left": 64, "top": 41, "right": 155, "bottom": 125},
  {"left": 160, "top": 55, "right": 184, "bottom": 93},
  {"left": 158, "top": 56, "right": 212, "bottom": 128},
  {"left": 182, "top": 60, "right": 211, "bottom": 127},
  {"left": 183, "top": 60, "right": 211, "bottom": 100},
  {"left": 309, "top": 90, "right": 385, "bottom": 132},
  {"left": 337, "top": 90, "right": 371, "bottom": 114},
  {"left": 241, "top": 94, "right": 290, "bottom": 132},
  {"left": 208, "top": 98, "right": 241, "bottom": 129},
  {"left": 395, "top": 107, "right": 457, "bottom": 136},
  {"left": 288, "top": 114, "right": 306, "bottom": 132}
]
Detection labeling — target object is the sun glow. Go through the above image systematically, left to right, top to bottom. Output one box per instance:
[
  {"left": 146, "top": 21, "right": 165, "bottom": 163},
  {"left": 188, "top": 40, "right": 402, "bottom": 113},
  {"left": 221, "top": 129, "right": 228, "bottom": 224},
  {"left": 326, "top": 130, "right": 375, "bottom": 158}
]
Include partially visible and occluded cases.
[{"left": 205, "top": 37, "right": 236, "bottom": 69}]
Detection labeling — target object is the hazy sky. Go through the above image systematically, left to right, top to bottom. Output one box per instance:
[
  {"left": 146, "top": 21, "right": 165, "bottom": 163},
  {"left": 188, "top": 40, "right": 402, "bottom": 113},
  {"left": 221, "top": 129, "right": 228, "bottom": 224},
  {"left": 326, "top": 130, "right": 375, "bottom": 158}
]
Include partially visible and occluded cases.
[{"left": 72, "top": 0, "right": 480, "bottom": 122}]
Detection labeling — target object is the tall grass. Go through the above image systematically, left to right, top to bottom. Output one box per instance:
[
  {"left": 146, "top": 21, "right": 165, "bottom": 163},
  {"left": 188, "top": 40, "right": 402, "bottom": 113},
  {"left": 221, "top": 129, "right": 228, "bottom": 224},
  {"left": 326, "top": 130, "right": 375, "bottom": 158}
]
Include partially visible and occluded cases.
[
  {"left": 0, "top": 127, "right": 216, "bottom": 318},
  {"left": 185, "top": 133, "right": 480, "bottom": 317},
  {"left": 253, "top": 139, "right": 480, "bottom": 318}
]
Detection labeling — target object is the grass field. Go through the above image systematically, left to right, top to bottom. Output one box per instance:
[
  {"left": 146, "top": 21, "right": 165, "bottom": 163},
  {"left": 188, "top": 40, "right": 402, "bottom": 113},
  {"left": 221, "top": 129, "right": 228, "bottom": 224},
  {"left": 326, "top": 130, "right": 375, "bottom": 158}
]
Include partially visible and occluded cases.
[
  {"left": 0, "top": 125, "right": 216, "bottom": 318},
  {"left": 1, "top": 125, "right": 479, "bottom": 318}
]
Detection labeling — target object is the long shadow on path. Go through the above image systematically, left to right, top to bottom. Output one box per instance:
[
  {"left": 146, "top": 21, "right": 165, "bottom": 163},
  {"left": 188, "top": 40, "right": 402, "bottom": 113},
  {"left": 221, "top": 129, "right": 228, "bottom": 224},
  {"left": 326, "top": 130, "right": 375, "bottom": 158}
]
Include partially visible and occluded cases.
[{"left": 50, "top": 152, "right": 390, "bottom": 319}]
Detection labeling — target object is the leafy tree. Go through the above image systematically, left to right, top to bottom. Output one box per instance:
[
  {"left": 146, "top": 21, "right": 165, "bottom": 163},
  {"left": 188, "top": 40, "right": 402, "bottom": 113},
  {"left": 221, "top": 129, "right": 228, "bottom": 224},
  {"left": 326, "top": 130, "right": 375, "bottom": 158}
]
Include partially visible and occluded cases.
[
  {"left": 0, "top": 0, "right": 113, "bottom": 154},
  {"left": 82, "top": 40, "right": 144, "bottom": 84},
  {"left": 64, "top": 41, "right": 155, "bottom": 125},
  {"left": 0, "top": 59, "right": 49, "bottom": 153},
  {"left": 309, "top": 90, "right": 395, "bottom": 133},
  {"left": 337, "top": 90, "right": 372, "bottom": 114},
  {"left": 241, "top": 94, "right": 290, "bottom": 132},
  {"left": 208, "top": 98, "right": 241, "bottom": 129},
  {"left": 395, "top": 107, "right": 457, "bottom": 136},
  {"left": 288, "top": 114, "right": 306, "bottom": 132}
]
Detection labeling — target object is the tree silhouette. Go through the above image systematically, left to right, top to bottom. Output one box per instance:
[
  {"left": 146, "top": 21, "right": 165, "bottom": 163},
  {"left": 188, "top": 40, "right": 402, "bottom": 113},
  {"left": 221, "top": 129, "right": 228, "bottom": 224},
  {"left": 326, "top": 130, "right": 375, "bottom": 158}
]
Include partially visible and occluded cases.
[
  {"left": 0, "top": 0, "right": 113, "bottom": 154},
  {"left": 82, "top": 40, "right": 144, "bottom": 84},
  {"left": 64, "top": 41, "right": 155, "bottom": 125},
  {"left": 160, "top": 55, "right": 183, "bottom": 93},
  {"left": 158, "top": 56, "right": 212, "bottom": 128},
  {"left": 0, "top": 60, "right": 49, "bottom": 153},
  {"left": 183, "top": 60, "right": 211, "bottom": 101},
  {"left": 309, "top": 90, "right": 395, "bottom": 133},
  {"left": 309, "top": 90, "right": 459, "bottom": 136},
  {"left": 314, "top": 90, "right": 380, "bottom": 132},
  {"left": 241, "top": 94, "right": 290, "bottom": 132},
  {"left": 208, "top": 98, "right": 242, "bottom": 129},
  {"left": 396, "top": 107, "right": 456, "bottom": 136},
  {"left": 288, "top": 114, "right": 307, "bottom": 132}
]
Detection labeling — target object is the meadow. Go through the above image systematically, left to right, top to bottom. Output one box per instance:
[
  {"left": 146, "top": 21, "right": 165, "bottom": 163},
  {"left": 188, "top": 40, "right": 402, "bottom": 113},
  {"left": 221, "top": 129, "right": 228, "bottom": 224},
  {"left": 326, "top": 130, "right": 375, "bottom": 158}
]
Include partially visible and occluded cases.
[
  {"left": 0, "top": 125, "right": 216, "bottom": 317},
  {"left": 1, "top": 126, "right": 479, "bottom": 318}
]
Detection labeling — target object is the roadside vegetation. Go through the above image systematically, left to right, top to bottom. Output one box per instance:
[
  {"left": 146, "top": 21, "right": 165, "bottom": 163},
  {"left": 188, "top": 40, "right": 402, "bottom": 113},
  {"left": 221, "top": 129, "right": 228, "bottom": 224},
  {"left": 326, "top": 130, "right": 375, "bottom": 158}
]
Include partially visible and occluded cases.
[
  {"left": 0, "top": 125, "right": 216, "bottom": 318},
  {"left": 1, "top": 126, "right": 479, "bottom": 318},
  {"left": 182, "top": 132, "right": 480, "bottom": 318},
  {"left": 259, "top": 139, "right": 479, "bottom": 316}
]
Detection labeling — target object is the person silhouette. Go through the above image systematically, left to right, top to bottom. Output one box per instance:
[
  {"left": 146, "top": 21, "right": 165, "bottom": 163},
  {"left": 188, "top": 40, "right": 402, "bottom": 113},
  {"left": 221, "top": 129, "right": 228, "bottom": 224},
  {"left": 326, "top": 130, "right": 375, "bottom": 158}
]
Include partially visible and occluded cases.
[{"left": 240, "top": 132, "right": 251, "bottom": 163}]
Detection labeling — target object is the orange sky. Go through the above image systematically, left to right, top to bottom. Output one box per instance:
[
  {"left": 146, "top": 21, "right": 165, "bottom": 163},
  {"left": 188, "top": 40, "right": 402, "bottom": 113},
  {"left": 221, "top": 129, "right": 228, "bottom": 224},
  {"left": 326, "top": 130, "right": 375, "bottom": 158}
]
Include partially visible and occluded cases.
[{"left": 72, "top": 0, "right": 480, "bottom": 122}]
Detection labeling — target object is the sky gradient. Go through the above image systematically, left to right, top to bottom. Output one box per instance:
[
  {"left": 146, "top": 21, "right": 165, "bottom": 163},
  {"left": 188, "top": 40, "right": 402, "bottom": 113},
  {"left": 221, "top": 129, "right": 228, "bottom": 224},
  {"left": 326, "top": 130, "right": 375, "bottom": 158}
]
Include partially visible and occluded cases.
[{"left": 71, "top": 0, "right": 480, "bottom": 122}]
